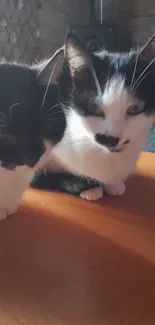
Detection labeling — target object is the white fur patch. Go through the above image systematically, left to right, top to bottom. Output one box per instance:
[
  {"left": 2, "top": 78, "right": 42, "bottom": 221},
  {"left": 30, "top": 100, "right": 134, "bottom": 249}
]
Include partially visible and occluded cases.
[
  {"left": 53, "top": 75, "right": 154, "bottom": 189},
  {"left": 102, "top": 76, "right": 127, "bottom": 106},
  {"left": 68, "top": 77, "right": 136, "bottom": 139},
  {"left": 94, "top": 77, "right": 133, "bottom": 137},
  {"left": 0, "top": 142, "right": 52, "bottom": 221},
  {"left": 0, "top": 166, "right": 34, "bottom": 220},
  {"left": 105, "top": 181, "right": 126, "bottom": 196},
  {"left": 80, "top": 186, "right": 103, "bottom": 201}
]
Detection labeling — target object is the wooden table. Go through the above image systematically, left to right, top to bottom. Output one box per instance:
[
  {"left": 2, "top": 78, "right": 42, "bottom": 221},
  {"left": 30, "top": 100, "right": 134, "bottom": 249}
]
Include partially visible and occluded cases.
[{"left": 0, "top": 152, "right": 155, "bottom": 325}]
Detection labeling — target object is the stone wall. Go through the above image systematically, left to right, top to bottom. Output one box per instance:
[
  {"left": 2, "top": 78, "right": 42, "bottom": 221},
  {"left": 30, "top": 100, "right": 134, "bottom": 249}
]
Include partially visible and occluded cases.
[
  {"left": 0, "top": 0, "right": 90, "bottom": 62},
  {"left": 4, "top": 0, "right": 154, "bottom": 61},
  {"left": 38, "top": 0, "right": 90, "bottom": 57},
  {"left": 117, "top": 0, "right": 155, "bottom": 46},
  {"left": 131, "top": 0, "right": 155, "bottom": 46}
]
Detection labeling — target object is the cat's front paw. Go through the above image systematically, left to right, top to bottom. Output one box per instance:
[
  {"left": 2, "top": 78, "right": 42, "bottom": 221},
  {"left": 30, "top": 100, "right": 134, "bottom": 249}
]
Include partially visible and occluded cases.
[
  {"left": 105, "top": 181, "right": 125, "bottom": 196},
  {"left": 80, "top": 187, "right": 103, "bottom": 201},
  {"left": 0, "top": 204, "right": 18, "bottom": 221}
]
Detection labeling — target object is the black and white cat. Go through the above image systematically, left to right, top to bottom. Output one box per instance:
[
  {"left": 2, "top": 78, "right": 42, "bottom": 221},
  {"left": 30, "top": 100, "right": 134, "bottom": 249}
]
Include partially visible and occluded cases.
[
  {"left": 1, "top": 31, "right": 155, "bottom": 220},
  {"left": 34, "top": 32, "right": 155, "bottom": 200},
  {"left": 0, "top": 43, "right": 99, "bottom": 221},
  {"left": 0, "top": 48, "right": 66, "bottom": 220}
]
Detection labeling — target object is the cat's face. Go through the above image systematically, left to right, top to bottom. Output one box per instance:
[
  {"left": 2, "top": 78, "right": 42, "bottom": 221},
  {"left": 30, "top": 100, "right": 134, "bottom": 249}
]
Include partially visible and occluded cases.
[
  {"left": 60, "top": 33, "right": 155, "bottom": 152},
  {"left": 0, "top": 50, "right": 65, "bottom": 170}
]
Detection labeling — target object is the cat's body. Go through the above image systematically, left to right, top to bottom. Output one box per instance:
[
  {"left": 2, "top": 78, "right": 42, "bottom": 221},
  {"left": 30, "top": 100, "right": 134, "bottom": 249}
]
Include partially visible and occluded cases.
[
  {"left": 1, "top": 32, "right": 155, "bottom": 220},
  {"left": 34, "top": 33, "right": 155, "bottom": 198},
  {"left": 0, "top": 50, "right": 66, "bottom": 220}
]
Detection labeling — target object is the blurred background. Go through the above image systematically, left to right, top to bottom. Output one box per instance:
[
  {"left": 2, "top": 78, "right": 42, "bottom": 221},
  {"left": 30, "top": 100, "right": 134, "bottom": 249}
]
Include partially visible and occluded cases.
[
  {"left": 0, "top": 0, "right": 154, "bottom": 151},
  {"left": 0, "top": 0, "right": 153, "bottom": 62}
]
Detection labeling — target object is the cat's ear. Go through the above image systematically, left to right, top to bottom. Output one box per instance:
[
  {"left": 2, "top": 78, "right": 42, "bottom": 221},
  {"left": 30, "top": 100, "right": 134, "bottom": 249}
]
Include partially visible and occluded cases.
[
  {"left": 65, "top": 31, "right": 101, "bottom": 93},
  {"left": 139, "top": 33, "right": 155, "bottom": 61},
  {"left": 37, "top": 47, "right": 64, "bottom": 84}
]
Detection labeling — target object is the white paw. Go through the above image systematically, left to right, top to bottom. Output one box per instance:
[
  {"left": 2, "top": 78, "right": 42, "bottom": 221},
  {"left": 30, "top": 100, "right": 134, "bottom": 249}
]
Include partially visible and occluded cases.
[
  {"left": 105, "top": 181, "right": 125, "bottom": 196},
  {"left": 80, "top": 187, "right": 103, "bottom": 201},
  {"left": 0, "top": 204, "right": 18, "bottom": 221}
]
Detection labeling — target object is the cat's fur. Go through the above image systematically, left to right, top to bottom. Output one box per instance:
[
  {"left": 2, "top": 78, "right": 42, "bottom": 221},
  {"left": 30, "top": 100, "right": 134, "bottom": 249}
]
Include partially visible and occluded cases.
[
  {"left": 1, "top": 32, "right": 155, "bottom": 220},
  {"left": 34, "top": 32, "right": 155, "bottom": 199},
  {"left": 0, "top": 49, "right": 66, "bottom": 220}
]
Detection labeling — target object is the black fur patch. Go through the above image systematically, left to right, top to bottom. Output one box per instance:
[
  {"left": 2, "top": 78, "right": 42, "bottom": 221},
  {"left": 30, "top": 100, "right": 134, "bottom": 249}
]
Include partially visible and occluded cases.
[
  {"left": 0, "top": 61, "right": 66, "bottom": 169},
  {"left": 32, "top": 171, "right": 99, "bottom": 195}
]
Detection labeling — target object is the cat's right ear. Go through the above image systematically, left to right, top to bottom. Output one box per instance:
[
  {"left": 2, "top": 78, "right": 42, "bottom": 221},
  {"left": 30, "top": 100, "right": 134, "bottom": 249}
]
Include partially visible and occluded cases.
[
  {"left": 65, "top": 31, "right": 101, "bottom": 94},
  {"left": 36, "top": 47, "right": 64, "bottom": 84}
]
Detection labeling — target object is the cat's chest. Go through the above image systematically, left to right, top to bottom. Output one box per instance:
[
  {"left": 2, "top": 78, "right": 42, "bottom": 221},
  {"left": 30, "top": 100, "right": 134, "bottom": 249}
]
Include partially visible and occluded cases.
[
  {"left": 52, "top": 110, "right": 149, "bottom": 182},
  {"left": 53, "top": 130, "right": 135, "bottom": 183}
]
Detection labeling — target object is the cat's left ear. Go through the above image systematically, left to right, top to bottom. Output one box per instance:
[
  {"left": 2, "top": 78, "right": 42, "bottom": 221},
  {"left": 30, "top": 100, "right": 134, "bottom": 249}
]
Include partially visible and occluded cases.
[
  {"left": 65, "top": 32, "right": 101, "bottom": 94},
  {"left": 139, "top": 33, "right": 155, "bottom": 61},
  {"left": 37, "top": 47, "right": 64, "bottom": 84}
]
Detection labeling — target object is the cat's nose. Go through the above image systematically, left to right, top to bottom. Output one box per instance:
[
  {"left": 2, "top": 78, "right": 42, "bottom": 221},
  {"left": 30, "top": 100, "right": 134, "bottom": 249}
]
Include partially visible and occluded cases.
[{"left": 95, "top": 134, "right": 120, "bottom": 147}]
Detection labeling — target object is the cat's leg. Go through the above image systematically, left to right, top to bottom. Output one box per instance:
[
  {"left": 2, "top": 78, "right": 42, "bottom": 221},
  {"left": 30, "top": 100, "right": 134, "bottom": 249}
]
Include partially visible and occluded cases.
[
  {"left": 0, "top": 167, "right": 33, "bottom": 221},
  {"left": 34, "top": 170, "right": 126, "bottom": 201},
  {"left": 32, "top": 171, "right": 102, "bottom": 200},
  {"left": 79, "top": 181, "right": 125, "bottom": 199},
  {"left": 104, "top": 181, "right": 126, "bottom": 196},
  {"left": 0, "top": 191, "right": 19, "bottom": 221}
]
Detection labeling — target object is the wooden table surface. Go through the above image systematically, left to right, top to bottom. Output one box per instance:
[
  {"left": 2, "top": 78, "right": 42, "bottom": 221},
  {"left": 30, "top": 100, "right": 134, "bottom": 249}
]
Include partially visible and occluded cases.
[{"left": 0, "top": 152, "right": 155, "bottom": 325}]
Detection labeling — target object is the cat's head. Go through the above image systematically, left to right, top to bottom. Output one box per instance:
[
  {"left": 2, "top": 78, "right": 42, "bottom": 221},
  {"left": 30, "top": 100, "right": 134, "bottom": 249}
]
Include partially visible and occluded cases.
[
  {"left": 59, "top": 32, "right": 155, "bottom": 152},
  {"left": 0, "top": 48, "right": 65, "bottom": 170}
]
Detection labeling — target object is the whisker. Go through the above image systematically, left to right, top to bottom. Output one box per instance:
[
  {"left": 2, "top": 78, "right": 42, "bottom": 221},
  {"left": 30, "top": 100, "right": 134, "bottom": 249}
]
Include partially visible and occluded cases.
[
  {"left": 131, "top": 37, "right": 155, "bottom": 91},
  {"left": 130, "top": 56, "right": 139, "bottom": 90},
  {"left": 132, "top": 56, "right": 155, "bottom": 92},
  {"left": 40, "top": 64, "right": 56, "bottom": 111},
  {"left": 133, "top": 71, "right": 150, "bottom": 92},
  {"left": 59, "top": 96, "right": 70, "bottom": 106},
  {"left": 10, "top": 102, "right": 19, "bottom": 121},
  {"left": 41, "top": 104, "right": 61, "bottom": 119},
  {"left": 47, "top": 110, "right": 63, "bottom": 116},
  {"left": 0, "top": 111, "right": 6, "bottom": 121},
  {"left": 43, "top": 112, "right": 63, "bottom": 121},
  {"left": 46, "top": 117, "right": 64, "bottom": 122},
  {"left": 0, "top": 124, "right": 6, "bottom": 128},
  {"left": 56, "top": 137, "right": 101, "bottom": 152},
  {"left": 55, "top": 138, "right": 85, "bottom": 150}
]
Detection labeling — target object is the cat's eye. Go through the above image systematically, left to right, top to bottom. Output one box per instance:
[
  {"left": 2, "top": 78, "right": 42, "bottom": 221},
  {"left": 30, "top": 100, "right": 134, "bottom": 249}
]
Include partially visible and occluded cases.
[{"left": 127, "top": 102, "right": 145, "bottom": 116}]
